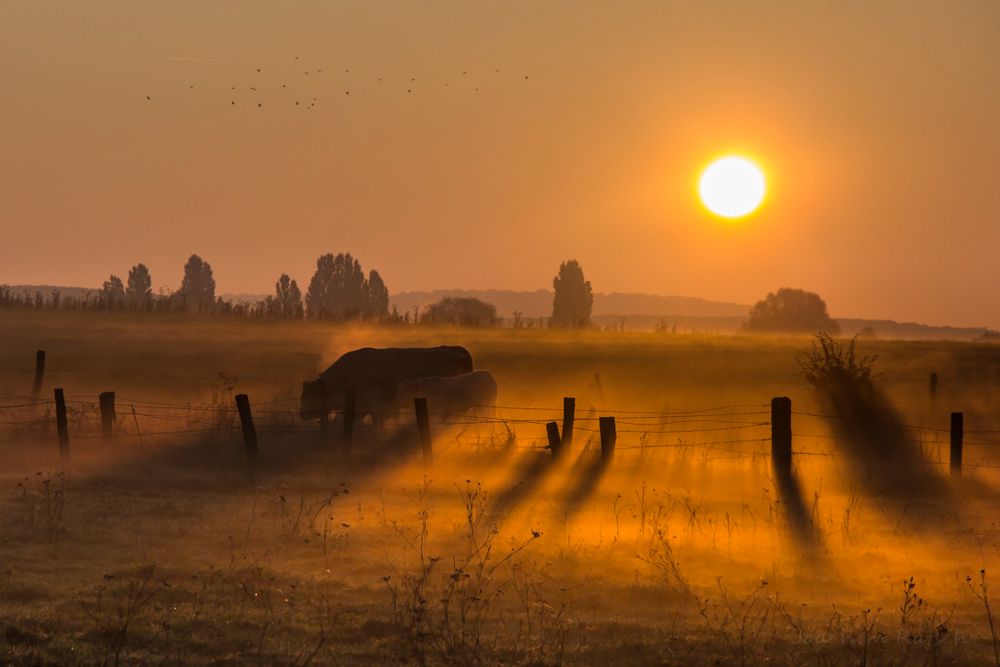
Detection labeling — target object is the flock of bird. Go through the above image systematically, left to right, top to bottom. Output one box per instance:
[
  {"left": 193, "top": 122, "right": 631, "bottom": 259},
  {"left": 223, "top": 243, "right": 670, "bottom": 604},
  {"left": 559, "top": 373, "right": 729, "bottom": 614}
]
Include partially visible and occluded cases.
[{"left": 146, "top": 55, "right": 531, "bottom": 110}]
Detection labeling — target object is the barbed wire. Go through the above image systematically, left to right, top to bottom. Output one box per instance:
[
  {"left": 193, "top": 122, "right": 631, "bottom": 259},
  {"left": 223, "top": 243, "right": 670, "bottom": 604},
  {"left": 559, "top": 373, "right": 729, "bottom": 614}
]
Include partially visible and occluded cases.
[{"left": 4, "top": 383, "right": 1000, "bottom": 471}]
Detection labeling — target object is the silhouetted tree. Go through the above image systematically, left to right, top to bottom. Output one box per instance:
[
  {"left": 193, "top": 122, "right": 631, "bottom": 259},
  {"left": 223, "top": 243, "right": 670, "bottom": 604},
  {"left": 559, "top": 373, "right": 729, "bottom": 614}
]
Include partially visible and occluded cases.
[
  {"left": 306, "top": 253, "right": 366, "bottom": 319},
  {"left": 177, "top": 254, "right": 216, "bottom": 313},
  {"left": 551, "top": 259, "right": 593, "bottom": 328},
  {"left": 126, "top": 263, "right": 153, "bottom": 309},
  {"left": 364, "top": 270, "right": 389, "bottom": 319},
  {"left": 272, "top": 274, "right": 303, "bottom": 318},
  {"left": 100, "top": 275, "right": 126, "bottom": 309},
  {"left": 743, "top": 287, "right": 839, "bottom": 334},
  {"left": 421, "top": 297, "right": 498, "bottom": 327}
]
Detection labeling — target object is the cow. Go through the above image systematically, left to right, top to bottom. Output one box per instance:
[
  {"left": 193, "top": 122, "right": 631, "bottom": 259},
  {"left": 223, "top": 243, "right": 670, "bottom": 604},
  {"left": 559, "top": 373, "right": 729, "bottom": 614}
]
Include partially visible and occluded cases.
[
  {"left": 300, "top": 346, "right": 473, "bottom": 423},
  {"left": 397, "top": 370, "right": 498, "bottom": 420}
]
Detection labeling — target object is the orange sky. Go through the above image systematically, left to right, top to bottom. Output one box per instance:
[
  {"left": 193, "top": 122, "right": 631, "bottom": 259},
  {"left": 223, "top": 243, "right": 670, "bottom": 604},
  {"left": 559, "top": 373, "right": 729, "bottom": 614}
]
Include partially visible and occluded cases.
[{"left": 1, "top": 1, "right": 998, "bottom": 327}]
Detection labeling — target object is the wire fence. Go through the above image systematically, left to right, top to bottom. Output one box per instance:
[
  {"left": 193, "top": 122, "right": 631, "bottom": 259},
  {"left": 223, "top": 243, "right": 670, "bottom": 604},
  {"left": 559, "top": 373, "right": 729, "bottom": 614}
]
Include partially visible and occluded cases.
[
  {"left": 3, "top": 365, "right": 1000, "bottom": 472},
  {"left": 3, "top": 389, "right": 1000, "bottom": 471}
]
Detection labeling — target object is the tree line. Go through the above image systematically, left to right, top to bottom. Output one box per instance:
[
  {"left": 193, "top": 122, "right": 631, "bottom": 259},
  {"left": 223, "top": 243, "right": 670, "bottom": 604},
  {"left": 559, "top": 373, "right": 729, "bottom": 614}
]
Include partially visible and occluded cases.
[
  {"left": 0, "top": 252, "right": 839, "bottom": 333},
  {"left": 0, "top": 253, "right": 391, "bottom": 321},
  {"left": 0, "top": 253, "right": 596, "bottom": 327}
]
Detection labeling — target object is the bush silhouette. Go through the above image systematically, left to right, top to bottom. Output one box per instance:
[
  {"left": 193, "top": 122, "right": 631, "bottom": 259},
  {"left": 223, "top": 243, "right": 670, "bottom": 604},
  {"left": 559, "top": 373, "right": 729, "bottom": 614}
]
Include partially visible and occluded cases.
[
  {"left": 743, "top": 287, "right": 839, "bottom": 334},
  {"left": 421, "top": 297, "right": 498, "bottom": 326}
]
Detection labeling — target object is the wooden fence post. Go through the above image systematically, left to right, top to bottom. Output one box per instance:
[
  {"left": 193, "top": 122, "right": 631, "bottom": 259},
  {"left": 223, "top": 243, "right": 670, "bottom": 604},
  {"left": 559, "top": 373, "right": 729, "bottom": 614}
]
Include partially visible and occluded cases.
[
  {"left": 31, "top": 350, "right": 45, "bottom": 400},
  {"left": 317, "top": 379, "right": 330, "bottom": 436},
  {"left": 54, "top": 387, "right": 69, "bottom": 462},
  {"left": 343, "top": 390, "right": 356, "bottom": 455},
  {"left": 99, "top": 391, "right": 116, "bottom": 438},
  {"left": 235, "top": 394, "right": 258, "bottom": 479},
  {"left": 414, "top": 397, "right": 432, "bottom": 465},
  {"left": 562, "top": 397, "right": 575, "bottom": 452},
  {"left": 771, "top": 397, "right": 792, "bottom": 477},
  {"left": 950, "top": 411, "right": 963, "bottom": 476},
  {"left": 599, "top": 416, "right": 616, "bottom": 463},
  {"left": 546, "top": 421, "right": 561, "bottom": 455}
]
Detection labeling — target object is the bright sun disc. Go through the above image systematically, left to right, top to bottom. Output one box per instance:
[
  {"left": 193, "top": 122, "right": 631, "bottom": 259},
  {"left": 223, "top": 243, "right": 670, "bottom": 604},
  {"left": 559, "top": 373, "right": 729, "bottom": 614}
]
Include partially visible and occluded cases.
[{"left": 699, "top": 157, "right": 766, "bottom": 219}]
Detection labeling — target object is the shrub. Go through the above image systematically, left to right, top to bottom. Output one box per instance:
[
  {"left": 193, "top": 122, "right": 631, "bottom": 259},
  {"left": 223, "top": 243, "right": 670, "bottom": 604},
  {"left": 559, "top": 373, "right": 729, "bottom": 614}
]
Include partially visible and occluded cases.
[{"left": 798, "top": 333, "right": 876, "bottom": 391}]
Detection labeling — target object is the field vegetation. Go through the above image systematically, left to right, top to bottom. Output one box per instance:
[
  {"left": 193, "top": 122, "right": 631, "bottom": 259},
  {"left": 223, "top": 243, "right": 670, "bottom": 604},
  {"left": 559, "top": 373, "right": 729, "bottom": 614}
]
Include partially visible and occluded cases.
[{"left": 1, "top": 310, "right": 1000, "bottom": 665}]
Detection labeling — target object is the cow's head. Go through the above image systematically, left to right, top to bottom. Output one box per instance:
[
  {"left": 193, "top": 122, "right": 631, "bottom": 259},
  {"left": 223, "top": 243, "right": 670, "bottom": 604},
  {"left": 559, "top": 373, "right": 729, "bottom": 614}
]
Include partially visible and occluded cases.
[{"left": 299, "top": 380, "right": 344, "bottom": 419}]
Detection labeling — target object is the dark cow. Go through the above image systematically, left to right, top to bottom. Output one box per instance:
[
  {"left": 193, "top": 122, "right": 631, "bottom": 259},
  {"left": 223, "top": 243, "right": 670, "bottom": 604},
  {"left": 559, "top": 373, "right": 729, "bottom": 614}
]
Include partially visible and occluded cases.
[
  {"left": 300, "top": 346, "right": 473, "bottom": 422},
  {"left": 397, "top": 371, "right": 498, "bottom": 419}
]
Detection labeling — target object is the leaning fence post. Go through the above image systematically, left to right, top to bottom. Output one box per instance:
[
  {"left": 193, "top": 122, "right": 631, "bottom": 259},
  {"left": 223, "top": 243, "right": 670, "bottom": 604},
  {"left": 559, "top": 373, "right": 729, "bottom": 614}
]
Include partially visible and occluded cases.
[
  {"left": 31, "top": 350, "right": 46, "bottom": 400},
  {"left": 54, "top": 387, "right": 69, "bottom": 462},
  {"left": 343, "top": 390, "right": 356, "bottom": 455},
  {"left": 99, "top": 391, "right": 116, "bottom": 438},
  {"left": 235, "top": 394, "right": 258, "bottom": 480},
  {"left": 414, "top": 397, "right": 432, "bottom": 465},
  {"left": 562, "top": 397, "right": 575, "bottom": 452},
  {"left": 771, "top": 397, "right": 792, "bottom": 477},
  {"left": 950, "top": 411, "right": 963, "bottom": 476},
  {"left": 599, "top": 416, "right": 616, "bottom": 463},
  {"left": 546, "top": 421, "right": 561, "bottom": 455}
]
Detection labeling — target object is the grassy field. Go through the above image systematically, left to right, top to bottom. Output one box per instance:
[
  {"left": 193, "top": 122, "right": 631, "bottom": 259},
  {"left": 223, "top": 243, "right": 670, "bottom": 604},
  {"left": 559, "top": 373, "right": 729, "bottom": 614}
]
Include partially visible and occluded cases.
[{"left": 1, "top": 310, "right": 1000, "bottom": 665}]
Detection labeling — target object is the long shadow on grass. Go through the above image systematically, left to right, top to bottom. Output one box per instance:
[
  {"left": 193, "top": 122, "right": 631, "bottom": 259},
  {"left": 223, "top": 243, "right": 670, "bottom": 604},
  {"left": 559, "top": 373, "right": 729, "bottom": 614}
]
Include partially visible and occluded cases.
[
  {"left": 803, "top": 335, "right": 954, "bottom": 529},
  {"left": 821, "top": 386, "right": 951, "bottom": 505},
  {"left": 84, "top": 421, "right": 422, "bottom": 493},
  {"left": 556, "top": 449, "right": 609, "bottom": 520},
  {"left": 487, "top": 450, "right": 558, "bottom": 523},
  {"left": 773, "top": 463, "right": 819, "bottom": 551}
]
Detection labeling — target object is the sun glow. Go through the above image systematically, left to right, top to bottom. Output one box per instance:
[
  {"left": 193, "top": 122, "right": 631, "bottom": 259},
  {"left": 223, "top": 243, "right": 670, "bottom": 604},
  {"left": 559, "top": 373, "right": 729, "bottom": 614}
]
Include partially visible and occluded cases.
[{"left": 698, "top": 156, "right": 766, "bottom": 219}]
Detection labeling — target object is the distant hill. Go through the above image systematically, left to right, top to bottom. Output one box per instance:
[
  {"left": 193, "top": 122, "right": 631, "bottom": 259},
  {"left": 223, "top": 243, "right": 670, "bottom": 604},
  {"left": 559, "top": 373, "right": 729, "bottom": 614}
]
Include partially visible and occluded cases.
[
  {"left": 5, "top": 284, "right": 993, "bottom": 341},
  {"left": 390, "top": 289, "right": 750, "bottom": 319},
  {"left": 219, "top": 293, "right": 266, "bottom": 304},
  {"left": 835, "top": 318, "right": 990, "bottom": 342}
]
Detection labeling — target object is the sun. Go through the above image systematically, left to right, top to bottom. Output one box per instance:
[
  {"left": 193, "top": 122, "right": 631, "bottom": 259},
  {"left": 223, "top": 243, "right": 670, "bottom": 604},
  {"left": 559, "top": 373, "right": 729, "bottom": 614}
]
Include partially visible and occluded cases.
[{"left": 698, "top": 156, "right": 766, "bottom": 219}]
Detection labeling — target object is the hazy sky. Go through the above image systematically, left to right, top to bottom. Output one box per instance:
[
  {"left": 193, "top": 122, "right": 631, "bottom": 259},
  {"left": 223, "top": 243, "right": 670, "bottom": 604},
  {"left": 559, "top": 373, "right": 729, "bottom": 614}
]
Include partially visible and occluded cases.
[{"left": 2, "top": 1, "right": 998, "bottom": 327}]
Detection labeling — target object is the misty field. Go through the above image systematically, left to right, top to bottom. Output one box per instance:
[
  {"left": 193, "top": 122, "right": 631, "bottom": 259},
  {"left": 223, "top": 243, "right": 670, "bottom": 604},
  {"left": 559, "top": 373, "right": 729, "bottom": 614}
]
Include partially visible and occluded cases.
[{"left": 2, "top": 310, "right": 1000, "bottom": 665}]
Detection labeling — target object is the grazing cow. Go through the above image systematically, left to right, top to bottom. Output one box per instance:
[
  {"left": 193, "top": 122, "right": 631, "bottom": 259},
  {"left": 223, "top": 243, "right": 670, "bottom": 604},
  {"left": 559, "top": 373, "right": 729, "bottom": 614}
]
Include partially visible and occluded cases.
[
  {"left": 300, "top": 346, "right": 473, "bottom": 422},
  {"left": 397, "top": 370, "right": 498, "bottom": 419}
]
